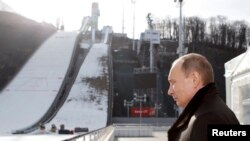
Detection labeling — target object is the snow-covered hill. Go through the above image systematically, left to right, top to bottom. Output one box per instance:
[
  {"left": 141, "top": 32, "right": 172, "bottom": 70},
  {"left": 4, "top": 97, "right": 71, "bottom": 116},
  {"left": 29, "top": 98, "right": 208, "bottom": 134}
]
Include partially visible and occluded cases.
[
  {"left": 0, "top": 32, "right": 109, "bottom": 135},
  {"left": 47, "top": 43, "right": 108, "bottom": 132}
]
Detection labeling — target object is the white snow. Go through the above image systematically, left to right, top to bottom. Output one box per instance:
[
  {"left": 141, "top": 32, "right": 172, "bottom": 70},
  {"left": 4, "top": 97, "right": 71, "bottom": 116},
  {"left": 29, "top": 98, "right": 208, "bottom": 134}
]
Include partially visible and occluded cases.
[
  {"left": 0, "top": 0, "right": 15, "bottom": 13},
  {"left": 0, "top": 30, "right": 109, "bottom": 141},
  {"left": 48, "top": 43, "right": 108, "bottom": 132}
]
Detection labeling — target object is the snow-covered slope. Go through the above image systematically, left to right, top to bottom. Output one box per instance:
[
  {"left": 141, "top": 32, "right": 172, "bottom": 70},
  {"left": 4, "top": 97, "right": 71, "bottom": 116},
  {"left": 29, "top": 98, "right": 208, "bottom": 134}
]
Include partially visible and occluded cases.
[
  {"left": 0, "top": 0, "right": 15, "bottom": 12},
  {"left": 0, "top": 31, "right": 79, "bottom": 135},
  {"left": 0, "top": 38, "right": 109, "bottom": 136},
  {"left": 47, "top": 43, "right": 108, "bottom": 132}
]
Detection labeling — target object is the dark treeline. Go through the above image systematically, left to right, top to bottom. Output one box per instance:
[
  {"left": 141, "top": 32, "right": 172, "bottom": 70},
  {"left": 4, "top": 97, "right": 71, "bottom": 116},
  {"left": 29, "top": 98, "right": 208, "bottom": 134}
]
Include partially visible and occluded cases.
[
  {"left": 144, "top": 14, "right": 249, "bottom": 116},
  {"left": 152, "top": 15, "right": 249, "bottom": 50}
]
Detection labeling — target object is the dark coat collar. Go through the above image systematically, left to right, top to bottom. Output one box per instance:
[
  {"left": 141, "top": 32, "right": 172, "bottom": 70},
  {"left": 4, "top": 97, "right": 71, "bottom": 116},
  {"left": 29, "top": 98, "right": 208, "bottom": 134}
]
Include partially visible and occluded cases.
[{"left": 168, "top": 83, "right": 217, "bottom": 135}]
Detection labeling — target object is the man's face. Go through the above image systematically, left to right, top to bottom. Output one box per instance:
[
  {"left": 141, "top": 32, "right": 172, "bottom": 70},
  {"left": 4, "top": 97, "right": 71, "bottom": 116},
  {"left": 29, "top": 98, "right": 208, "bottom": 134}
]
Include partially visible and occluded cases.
[{"left": 167, "top": 61, "right": 194, "bottom": 108}]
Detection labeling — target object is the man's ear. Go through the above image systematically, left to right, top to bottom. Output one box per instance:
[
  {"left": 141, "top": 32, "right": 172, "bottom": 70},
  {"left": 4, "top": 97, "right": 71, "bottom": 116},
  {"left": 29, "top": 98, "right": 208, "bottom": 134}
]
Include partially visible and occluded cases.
[{"left": 191, "top": 71, "right": 201, "bottom": 88}]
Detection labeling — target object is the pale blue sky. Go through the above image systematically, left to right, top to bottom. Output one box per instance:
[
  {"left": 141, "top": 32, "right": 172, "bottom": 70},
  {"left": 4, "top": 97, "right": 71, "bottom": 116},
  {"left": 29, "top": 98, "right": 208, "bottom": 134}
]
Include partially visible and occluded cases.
[{"left": 3, "top": 0, "right": 250, "bottom": 39}]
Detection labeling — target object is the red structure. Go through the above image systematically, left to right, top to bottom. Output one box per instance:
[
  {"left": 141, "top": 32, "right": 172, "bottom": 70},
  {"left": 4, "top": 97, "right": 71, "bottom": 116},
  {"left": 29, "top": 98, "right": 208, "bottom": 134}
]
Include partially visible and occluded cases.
[{"left": 131, "top": 107, "right": 155, "bottom": 117}]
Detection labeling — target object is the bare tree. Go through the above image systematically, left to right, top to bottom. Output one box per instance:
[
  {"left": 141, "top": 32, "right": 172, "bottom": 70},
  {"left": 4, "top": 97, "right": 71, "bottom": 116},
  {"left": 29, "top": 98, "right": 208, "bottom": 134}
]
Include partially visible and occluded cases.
[
  {"left": 148, "top": 13, "right": 248, "bottom": 50},
  {"left": 166, "top": 16, "right": 172, "bottom": 39},
  {"left": 209, "top": 17, "right": 219, "bottom": 45},
  {"left": 238, "top": 21, "right": 247, "bottom": 49},
  {"left": 226, "top": 24, "right": 236, "bottom": 48}
]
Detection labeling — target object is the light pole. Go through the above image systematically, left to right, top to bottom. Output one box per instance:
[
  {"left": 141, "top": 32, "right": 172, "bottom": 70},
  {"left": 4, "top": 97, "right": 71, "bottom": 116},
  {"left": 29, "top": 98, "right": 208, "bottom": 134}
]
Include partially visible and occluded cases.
[
  {"left": 122, "top": 0, "right": 125, "bottom": 34},
  {"left": 131, "top": 0, "right": 136, "bottom": 51},
  {"left": 175, "top": 0, "right": 184, "bottom": 57},
  {"left": 175, "top": 0, "right": 184, "bottom": 116},
  {"left": 150, "top": 30, "right": 153, "bottom": 72},
  {"left": 134, "top": 93, "right": 146, "bottom": 134},
  {"left": 124, "top": 99, "right": 134, "bottom": 117},
  {"left": 155, "top": 103, "right": 161, "bottom": 126},
  {"left": 155, "top": 103, "right": 162, "bottom": 118},
  {"left": 173, "top": 104, "right": 179, "bottom": 117}
]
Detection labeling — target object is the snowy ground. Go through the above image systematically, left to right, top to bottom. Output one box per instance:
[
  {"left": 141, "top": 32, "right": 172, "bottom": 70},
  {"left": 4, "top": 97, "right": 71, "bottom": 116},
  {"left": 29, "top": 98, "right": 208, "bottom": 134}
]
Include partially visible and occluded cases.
[
  {"left": 0, "top": 31, "right": 109, "bottom": 140},
  {"left": 0, "top": 31, "right": 78, "bottom": 135},
  {"left": 47, "top": 43, "right": 108, "bottom": 132}
]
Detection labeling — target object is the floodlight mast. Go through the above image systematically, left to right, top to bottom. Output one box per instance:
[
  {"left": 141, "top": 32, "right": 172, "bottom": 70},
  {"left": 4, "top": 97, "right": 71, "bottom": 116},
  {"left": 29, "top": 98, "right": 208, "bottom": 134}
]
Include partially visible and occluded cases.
[
  {"left": 122, "top": 0, "right": 125, "bottom": 34},
  {"left": 132, "top": 0, "right": 136, "bottom": 51},
  {"left": 175, "top": 0, "right": 184, "bottom": 57},
  {"left": 175, "top": 0, "right": 184, "bottom": 116}
]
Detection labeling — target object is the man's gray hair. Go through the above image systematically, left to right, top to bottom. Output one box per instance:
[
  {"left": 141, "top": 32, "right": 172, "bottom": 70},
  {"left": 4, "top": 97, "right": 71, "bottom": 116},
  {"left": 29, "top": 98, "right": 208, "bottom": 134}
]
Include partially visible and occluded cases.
[{"left": 174, "top": 53, "right": 214, "bottom": 85}]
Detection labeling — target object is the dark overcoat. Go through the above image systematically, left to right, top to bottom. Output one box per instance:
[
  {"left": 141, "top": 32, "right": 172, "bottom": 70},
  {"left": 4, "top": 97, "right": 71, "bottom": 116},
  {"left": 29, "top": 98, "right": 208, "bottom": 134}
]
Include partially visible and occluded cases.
[{"left": 168, "top": 83, "right": 240, "bottom": 141}]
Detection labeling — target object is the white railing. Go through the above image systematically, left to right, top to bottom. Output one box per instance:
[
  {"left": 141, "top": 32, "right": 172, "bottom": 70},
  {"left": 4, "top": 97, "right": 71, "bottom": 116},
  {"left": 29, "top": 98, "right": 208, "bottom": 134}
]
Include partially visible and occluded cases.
[{"left": 62, "top": 125, "right": 114, "bottom": 141}]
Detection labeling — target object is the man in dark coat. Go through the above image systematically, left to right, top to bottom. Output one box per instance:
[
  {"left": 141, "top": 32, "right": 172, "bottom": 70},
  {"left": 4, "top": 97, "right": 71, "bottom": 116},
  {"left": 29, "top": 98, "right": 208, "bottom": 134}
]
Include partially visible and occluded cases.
[{"left": 167, "top": 53, "right": 240, "bottom": 141}]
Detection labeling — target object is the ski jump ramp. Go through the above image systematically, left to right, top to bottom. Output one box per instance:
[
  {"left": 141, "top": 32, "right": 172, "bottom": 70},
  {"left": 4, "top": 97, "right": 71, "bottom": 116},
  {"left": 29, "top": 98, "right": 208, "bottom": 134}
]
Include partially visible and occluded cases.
[{"left": 0, "top": 31, "right": 79, "bottom": 134}]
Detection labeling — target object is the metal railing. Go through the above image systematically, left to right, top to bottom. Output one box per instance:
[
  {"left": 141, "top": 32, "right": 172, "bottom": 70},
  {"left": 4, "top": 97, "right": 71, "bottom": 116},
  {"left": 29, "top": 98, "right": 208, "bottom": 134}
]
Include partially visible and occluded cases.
[{"left": 62, "top": 125, "right": 114, "bottom": 141}]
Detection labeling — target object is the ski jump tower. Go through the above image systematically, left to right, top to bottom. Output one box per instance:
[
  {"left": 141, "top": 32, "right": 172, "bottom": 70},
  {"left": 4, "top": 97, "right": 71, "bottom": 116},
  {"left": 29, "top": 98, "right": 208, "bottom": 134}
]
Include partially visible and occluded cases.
[{"left": 91, "top": 2, "right": 100, "bottom": 44}]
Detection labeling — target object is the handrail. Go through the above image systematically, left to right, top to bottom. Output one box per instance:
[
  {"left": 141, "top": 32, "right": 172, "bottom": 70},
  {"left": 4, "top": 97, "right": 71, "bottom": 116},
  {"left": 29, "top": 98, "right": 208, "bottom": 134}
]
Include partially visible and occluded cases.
[
  {"left": 107, "top": 30, "right": 114, "bottom": 126},
  {"left": 62, "top": 125, "right": 114, "bottom": 141}
]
